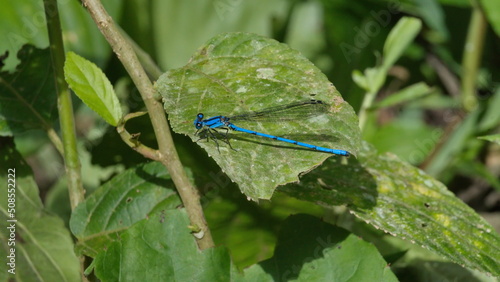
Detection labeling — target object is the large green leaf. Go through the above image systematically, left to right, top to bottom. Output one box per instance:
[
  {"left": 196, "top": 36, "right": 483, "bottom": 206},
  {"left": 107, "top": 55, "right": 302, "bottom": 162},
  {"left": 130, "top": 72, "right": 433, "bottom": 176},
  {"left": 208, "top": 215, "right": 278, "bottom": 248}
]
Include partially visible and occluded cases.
[
  {"left": 156, "top": 32, "right": 361, "bottom": 200},
  {"left": 0, "top": 45, "right": 57, "bottom": 136},
  {"left": 64, "top": 51, "right": 122, "bottom": 126},
  {"left": 0, "top": 142, "right": 80, "bottom": 281},
  {"left": 279, "top": 142, "right": 500, "bottom": 276},
  {"left": 69, "top": 161, "right": 181, "bottom": 257},
  {"left": 92, "top": 209, "right": 233, "bottom": 281},
  {"left": 241, "top": 214, "right": 397, "bottom": 281}
]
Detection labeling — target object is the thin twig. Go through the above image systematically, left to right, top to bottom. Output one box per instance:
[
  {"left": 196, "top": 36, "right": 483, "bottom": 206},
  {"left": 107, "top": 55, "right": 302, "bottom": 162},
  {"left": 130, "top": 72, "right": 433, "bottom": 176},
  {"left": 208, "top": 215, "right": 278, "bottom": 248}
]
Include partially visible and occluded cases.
[{"left": 82, "top": 0, "right": 214, "bottom": 249}]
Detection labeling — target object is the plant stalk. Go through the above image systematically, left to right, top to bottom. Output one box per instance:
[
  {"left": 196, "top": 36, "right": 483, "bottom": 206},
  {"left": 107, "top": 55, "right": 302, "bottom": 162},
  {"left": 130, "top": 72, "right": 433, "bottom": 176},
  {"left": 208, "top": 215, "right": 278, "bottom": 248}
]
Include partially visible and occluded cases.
[
  {"left": 43, "top": 0, "right": 85, "bottom": 210},
  {"left": 82, "top": 0, "right": 214, "bottom": 249},
  {"left": 461, "top": 4, "right": 487, "bottom": 111}
]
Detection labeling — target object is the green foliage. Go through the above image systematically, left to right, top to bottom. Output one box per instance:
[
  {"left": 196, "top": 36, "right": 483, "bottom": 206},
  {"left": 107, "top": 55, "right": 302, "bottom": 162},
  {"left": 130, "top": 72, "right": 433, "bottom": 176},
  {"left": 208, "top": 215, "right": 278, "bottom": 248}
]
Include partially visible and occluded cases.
[
  {"left": 0, "top": 0, "right": 122, "bottom": 71},
  {"left": 3, "top": 0, "right": 500, "bottom": 281},
  {"left": 480, "top": 0, "right": 500, "bottom": 36},
  {"left": 354, "top": 17, "right": 422, "bottom": 94},
  {"left": 156, "top": 32, "right": 362, "bottom": 200},
  {"left": 0, "top": 45, "right": 57, "bottom": 135},
  {"left": 64, "top": 52, "right": 122, "bottom": 126},
  {"left": 372, "top": 82, "right": 436, "bottom": 109},
  {"left": 479, "top": 134, "right": 500, "bottom": 144},
  {"left": 280, "top": 142, "right": 500, "bottom": 276},
  {"left": 0, "top": 144, "right": 80, "bottom": 281},
  {"left": 69, "top": 162, "right": 181, "bottom": 257},
  {"left": 92, "top": 209, "right": 233, "bottom": 281},
  {"left": 241, "top": 214, "right": 398, "bottom": 281}
]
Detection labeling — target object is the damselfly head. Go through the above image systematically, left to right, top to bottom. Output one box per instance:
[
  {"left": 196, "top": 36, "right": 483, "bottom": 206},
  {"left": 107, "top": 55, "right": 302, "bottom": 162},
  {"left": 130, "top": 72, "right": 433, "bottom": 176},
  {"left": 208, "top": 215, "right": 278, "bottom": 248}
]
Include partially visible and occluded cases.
[{"left": 194, "top": 113, "right": 204, "bottom": 129}]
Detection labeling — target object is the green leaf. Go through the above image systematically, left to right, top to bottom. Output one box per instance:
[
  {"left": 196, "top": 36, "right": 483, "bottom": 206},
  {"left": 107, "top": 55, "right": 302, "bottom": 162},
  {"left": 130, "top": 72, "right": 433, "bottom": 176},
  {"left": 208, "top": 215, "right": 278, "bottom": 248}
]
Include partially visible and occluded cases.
[
  {"left": 0, "top": 0, "right": 122, "bottom": 71},
  {"left": 405, "top": 0, "right": 448, "bottom": 41},
  {"left": 480, "top": 0, "right": 500, "bottom": 36},
  {"left": 383, "top": 17, "right": 422, "bottom": 70},
  {"left": 156, "top": 32, "right": 361, "bottom": 200},
  {"left": 0, "top": 45, "right": 58, "bottom": 136},
  {"left": 64, "top": 51, "right": 122, "bottom": 126},
  {"left": 364, "top": 67, "right": 388, "bottom": 94},
  {"left": 352, "top": 69, "right": 369, "bottom": 91},
  {"left": 372, "top": 82, "right": 435, "bottom": 109},
  {"left": 478, "top": 88, "right": 500, "bottom": 131},
  {"left": 426, "top": 109, "right": 480, "bottom": 177},
  {"left": 365, "top": 117, "right": 441, "bottom": 165},
  {"left": 478, "top": 134, "right": 500, "bottom": 145},
  {"left": 279, "top": 142, "right": 500, "bottom": 276},
  {"left": 0, "top": 143, "right": 80, "bottom": 281},
  {"left": 69, "top": 161, "right": 181, "bottom": 257},
  {"left": 93, "top": 209, "right": 233, "bottom": 281},
  {"left": 241, "top": 214, "right": 397, "bottom": 281}
]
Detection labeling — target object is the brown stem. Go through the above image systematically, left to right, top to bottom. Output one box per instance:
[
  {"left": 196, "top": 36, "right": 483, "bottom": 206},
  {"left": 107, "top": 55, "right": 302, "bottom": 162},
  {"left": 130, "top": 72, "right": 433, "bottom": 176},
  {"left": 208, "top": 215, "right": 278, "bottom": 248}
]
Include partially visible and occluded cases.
[{"left": 82, "top": 0, "right": 214, "bottom": 249}]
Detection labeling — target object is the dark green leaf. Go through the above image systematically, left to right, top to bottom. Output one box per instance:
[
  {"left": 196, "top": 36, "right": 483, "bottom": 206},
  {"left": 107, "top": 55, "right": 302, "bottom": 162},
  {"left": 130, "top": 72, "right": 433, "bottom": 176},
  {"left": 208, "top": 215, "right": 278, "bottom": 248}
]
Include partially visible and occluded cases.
[
  {"left": 0, "top": 0, "right": 122, "bottom": 71},
  {"left": 156, "top": 32, "right": 361, "bottom": 200},
  {"left": 0, "top": 45, "right": 57, "bottom": 136},
  {"left": 478, "top": 88, "right": 500, "bottom": 131},
  {"left": 0, "top": 142, "right": 80, "bottom": 281},
  {"left": 279, "top": 142, "right": 500, "bottom": 276},
  {"left": 69, "top": 161, "right": 181, "bottom": 257},
  {"left": 93, "top": 209, "right": 232, "bottom": 281},
  {"left": 240, "top": 214, "right": 397, "bottom": 281}
]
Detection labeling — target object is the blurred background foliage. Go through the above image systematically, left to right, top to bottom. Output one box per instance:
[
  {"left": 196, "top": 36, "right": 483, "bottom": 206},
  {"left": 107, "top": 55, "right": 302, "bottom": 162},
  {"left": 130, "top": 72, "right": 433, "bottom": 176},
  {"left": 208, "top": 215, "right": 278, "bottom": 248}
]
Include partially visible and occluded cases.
[{"left": 1, "top": 0, "right": 499, "bottom": 277}]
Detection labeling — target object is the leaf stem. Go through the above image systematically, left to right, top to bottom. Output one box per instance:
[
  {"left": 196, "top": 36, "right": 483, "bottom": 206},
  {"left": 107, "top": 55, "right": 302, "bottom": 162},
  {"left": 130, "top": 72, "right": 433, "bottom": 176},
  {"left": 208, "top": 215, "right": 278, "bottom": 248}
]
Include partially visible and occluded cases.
[
  {"left": 43, "top": 0, "right": 85, "bottom": 210},
  {"left": 82, "top": 0, "right": 214, "bottom": 249},
  {"left": 461, "top": 4, "right": 487, "bottom": 111},
  {"left": 358, "top": 90, "right": 377, "bottom": 132},
  {"left": 117, "top": 112, "right": 162, "bottom": 161}
]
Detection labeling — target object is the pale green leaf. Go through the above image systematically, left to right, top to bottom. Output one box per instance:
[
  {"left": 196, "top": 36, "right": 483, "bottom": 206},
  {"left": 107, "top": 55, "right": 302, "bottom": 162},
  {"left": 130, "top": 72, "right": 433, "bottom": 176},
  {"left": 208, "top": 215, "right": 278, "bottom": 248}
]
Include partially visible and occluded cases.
[
  {"left": 480, "top": 0, "right": 500, "bottom": 36},
  {"left": 383, "top": 17, "right": 422, "bottom": 70},
  {"left": 156, "top": 32, "right": 361, "bottom": 200},
  {"left": 64, "top": 51, "right": 122, "bottom": 126},
  {"left": 364, "top": 66, "right": 387, "bottom": 93},
  {"left": 352, "top": 69, "right": 369, "bottom": 91},
  {"left": 372, "top": 82, "right": 435, "bottom": 109},
  {"left": 478, "top": 134, "right": 500, "bottom": 145},
  {"left": 279, "top": 142, "right": 500, "bottom": 276}
]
